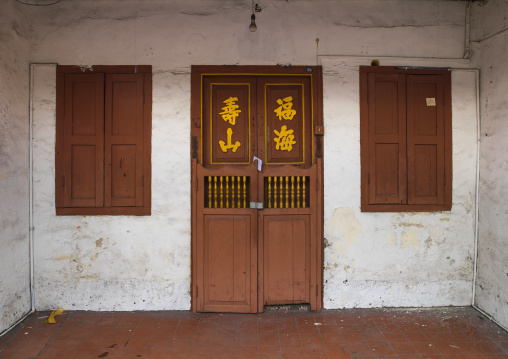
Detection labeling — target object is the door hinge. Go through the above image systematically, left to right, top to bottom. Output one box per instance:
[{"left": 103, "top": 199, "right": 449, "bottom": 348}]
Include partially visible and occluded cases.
[
  {"left": 315, "top": 135, "right": 323, "bottom": 159},
  {"left": 191, "top": 136, "right": 198, "bottom": 159},
  {"left": 444, "top": 172, "right": 446, "bottom": 185},
  {"left": 368, "top": 173, "right": 370, "bottom": 185},
  {"left": 62, "top": 175, "right": 65, "bottom": 187},
  {"left": 141, "top": 175, "right": 144, "bottom": 186},
  {"left": 194, "top": 178, "right": 198, "bottom": 191},
  {"left": 196, "top": 286, "right": 198, "bottom": 297},
  {"left": 315, "top": 286, "right": 318, "bottom": 296}
]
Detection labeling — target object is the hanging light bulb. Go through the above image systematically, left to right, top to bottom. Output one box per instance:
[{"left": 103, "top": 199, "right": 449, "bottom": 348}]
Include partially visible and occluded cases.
[
  {"left": 249, "top": 0, "right": 257, "bottom": 32},
  {"left": 249, "top": 13, "right": 257, "bottom": 32}
]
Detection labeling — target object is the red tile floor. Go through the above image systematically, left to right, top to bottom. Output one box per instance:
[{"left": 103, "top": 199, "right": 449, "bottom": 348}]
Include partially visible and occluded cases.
[{"left": 0, "top": 307, "right": 507, "bottom": 359}]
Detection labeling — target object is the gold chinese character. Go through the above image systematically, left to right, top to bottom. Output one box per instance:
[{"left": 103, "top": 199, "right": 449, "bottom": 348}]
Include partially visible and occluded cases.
[
  {"left": 219, "top": 96, "right": 241, "bottom": 125},
  {"left": 274, "top": 96, "right": 296, "bottom": 121},
  {"left": 273, "top": 125, "right": 296, "bottom": 152},
  {"left": 219, "top": 128, "right": 241, "bottom": 153}
]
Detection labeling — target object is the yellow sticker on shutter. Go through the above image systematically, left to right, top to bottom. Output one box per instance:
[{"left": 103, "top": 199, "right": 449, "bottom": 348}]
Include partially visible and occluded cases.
[{"left": 426, "top": 98, "right": 436, "bottom": 106}]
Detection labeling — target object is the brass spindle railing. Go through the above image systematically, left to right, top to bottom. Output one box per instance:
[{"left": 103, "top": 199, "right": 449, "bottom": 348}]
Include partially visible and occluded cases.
[
  {"left": 205, "top": 176, "right": 249, "bottom": 209},
  {"left": 206, "top": 176, "right": 307, "bottom": 209},
  {"left": 208, "top": 176, "right": 212, "bottom": 208},
  {"left": 214, "top": 176, "right": 218, "bottom": 208},
  {"left": 226, "top": 176, "right": 229, "bottom": 208},
  {"left": 231, "top": 176, "right": 235, "bottom": 208},
  {"left": 237, "top": 176, "right": 241, "bottom": 208},
  {"left": 243, "top": 176, "right": 247, "bottom": 208},
  {"left": 264, "top": 176, "right": 309, "bottom": 209},
  {"left": 285, "top": 176, "right": 289, "bottom": 208},
  {"left": 291, "top": 176, "right": 295, "bottom": 208},
  {"left": 297, "top": 176, "right": 300, "bottom": 208},
  {"left": 220, "top": 177, "right": 223, "bottom": 208},
  {"left": 268, "top": 177, "right": 272, "bottom": 208},
  {"left": 274, "top": 177, "right": 278, "bottom": 209},
  {"left": 279, "top": 177, "right": 283, "bottom": 208},
  {"left": 302, "top": 178, "right": 306, "bottom": 208}
]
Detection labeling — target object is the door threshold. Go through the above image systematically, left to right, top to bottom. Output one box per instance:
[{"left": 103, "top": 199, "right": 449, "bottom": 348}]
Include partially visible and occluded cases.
[{"left": 263, "top": 304, "right": 310, "bottom": 312}]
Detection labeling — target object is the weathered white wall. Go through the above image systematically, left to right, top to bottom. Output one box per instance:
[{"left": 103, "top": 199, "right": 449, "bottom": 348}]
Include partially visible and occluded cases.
[
  {"left": 26, "top": 0, "right": 478, "bottom": 311},
  {"left": 471, "top": 0, "right": 508, "bottom": 329},
  {"left": 0, "top": 1, "right": 31, "bottom": 333},
  {"left": 322, "top": 57, "right": 478, "bottom": 308}
]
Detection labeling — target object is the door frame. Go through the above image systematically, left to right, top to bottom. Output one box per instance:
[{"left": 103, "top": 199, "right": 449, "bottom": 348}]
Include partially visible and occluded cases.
[{"left": 190, "top": 65, "right": 324, "bottom": 312}]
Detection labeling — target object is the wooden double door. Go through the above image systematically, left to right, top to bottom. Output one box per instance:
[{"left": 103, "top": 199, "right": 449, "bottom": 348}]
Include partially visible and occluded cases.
[{"left": 191, "top": 66, "right": 323, "bottom": 313}]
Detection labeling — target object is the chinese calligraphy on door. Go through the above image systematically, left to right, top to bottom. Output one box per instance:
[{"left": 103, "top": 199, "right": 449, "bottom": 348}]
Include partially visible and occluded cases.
[{"left": 265, "top": 84, "right": 306, "bottom": 165}]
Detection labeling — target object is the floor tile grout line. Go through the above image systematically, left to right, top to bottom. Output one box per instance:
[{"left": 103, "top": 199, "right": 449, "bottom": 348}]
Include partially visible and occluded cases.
[
  {"left": 0, "top": 308, "right": 507, "bottom": 359},
  {"left": 34, "top": 311, "right": 70, "bottom": 358},
  {"left": 0, "top": 314, "right": 31, "bottom": 353},
  {"left": 139, "top": 314, "right": 167, "bottom": 358}
]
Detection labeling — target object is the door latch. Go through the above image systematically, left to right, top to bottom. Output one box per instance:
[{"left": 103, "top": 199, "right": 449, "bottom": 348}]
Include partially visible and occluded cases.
[{"left": 250, "top": 202, "right": 264, "bottom": 209}]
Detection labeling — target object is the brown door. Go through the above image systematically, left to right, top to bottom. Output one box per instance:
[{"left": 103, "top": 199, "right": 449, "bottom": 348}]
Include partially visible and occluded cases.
[{"left": 191, "top": 66, "right": 323, "bottom": 313}]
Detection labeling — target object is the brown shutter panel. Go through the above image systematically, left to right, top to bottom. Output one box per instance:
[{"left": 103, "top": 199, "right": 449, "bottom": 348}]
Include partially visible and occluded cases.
[
  {"left": 62, "top": 73, "right": 104, "bottom": 208},
  {"left": 104, "top": 73, "right": 144, "bottom": 207},
  {"left": 367, "top": 73, "right": 407, "bottom": 205},
  {"left": 407, "top": 75, "right": 445, "bottom": 205}
]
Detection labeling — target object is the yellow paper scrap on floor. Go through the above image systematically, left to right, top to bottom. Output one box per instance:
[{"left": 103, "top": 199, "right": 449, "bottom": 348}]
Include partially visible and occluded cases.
[{"left": 47, "top": 308, "right": 63, "bottom": 324}]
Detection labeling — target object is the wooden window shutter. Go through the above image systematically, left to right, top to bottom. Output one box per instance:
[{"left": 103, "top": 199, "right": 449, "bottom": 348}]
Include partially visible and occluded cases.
[
  {"left": 61, "top": 73, "right": 105, "bottom": 208},
  {"left": 104, "top": 73, "right": 145, "bottom": 207},
  {"left": 367, "top": 73, "right": 407, "bottom": 205},
  {"left": 406, "top": 75, "right": 446, "bottom": 205}
]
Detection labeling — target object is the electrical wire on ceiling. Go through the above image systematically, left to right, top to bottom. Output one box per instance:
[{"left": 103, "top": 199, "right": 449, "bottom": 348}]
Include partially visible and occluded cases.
[{"left": 15, "top": 0, "right": 60, "bottom": 6}]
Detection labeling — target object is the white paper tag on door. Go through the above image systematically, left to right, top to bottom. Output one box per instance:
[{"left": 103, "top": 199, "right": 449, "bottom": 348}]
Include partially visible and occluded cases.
[
  {"left": 426, "top": 98, "right": 436, "bottom": 106},
  {"left": 252, "top": 156, "right": 262, "bottom": 171}
]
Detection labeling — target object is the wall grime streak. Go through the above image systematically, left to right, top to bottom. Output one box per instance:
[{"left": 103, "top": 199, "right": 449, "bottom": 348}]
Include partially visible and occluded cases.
[
  {"left": 0, "top": 0, "right": 31, "bottom": 334},
  {"left": 471, "top": 0, "right": 508, "bottom": 329}
]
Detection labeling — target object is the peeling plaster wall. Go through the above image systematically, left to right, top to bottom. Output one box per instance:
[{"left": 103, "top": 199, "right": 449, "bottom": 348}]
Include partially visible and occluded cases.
[
  {"left": 26, "top": 0, "right": 478, "bottom": 311},
  {"left": 471, "top": 0, "right": 508, "bottom": 328},
  {"left": 0, "top": 1, "right": 31, "bottom": 333},
  {"left": 322, "top": 58, "right": 478, "bottom": 308},
  {"left": 32, "top": 65, "right": 191, "bottom": 310}
]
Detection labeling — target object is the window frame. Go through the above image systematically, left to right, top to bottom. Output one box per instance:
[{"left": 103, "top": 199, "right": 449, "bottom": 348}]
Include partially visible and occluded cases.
[
  {"left": 55, "top": 65, "right": 152, "bottom": 216},
  {"left": 360, "top": 66, "right": 452, "bottom": 212}
]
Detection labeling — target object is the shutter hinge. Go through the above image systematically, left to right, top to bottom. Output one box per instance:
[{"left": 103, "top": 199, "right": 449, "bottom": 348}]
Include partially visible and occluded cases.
[
  {"left": 368, "top": 173, "right": 370, "bottom": 185},
  {"left": 62, "top": 176, "right": 65, "bottom": 187}
]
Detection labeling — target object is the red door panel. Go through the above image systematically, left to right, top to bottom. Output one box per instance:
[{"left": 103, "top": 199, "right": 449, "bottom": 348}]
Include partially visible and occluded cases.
[
  {"left": 201, "top": 214, "right": 257, "bottom": 313},
  {"left": 263, "top": 215, "right": 310, "bottom": 305}
]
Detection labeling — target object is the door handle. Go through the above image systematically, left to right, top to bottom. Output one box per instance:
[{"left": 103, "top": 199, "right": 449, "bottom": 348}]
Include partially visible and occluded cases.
[{"left": 250, "top": 202, "right": 264, "bottom": 209}]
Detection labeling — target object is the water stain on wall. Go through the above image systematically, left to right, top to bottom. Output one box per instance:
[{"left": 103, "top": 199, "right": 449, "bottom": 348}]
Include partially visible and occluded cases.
[
  {"left": 325, "top": 207, "right": 362, "bottom": 254},
  {"left": 401, "top": 227, "right": 419, "bottom": 250},
  {"left": 386, "top": 233, "right": 397, "bottom": 246}
]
